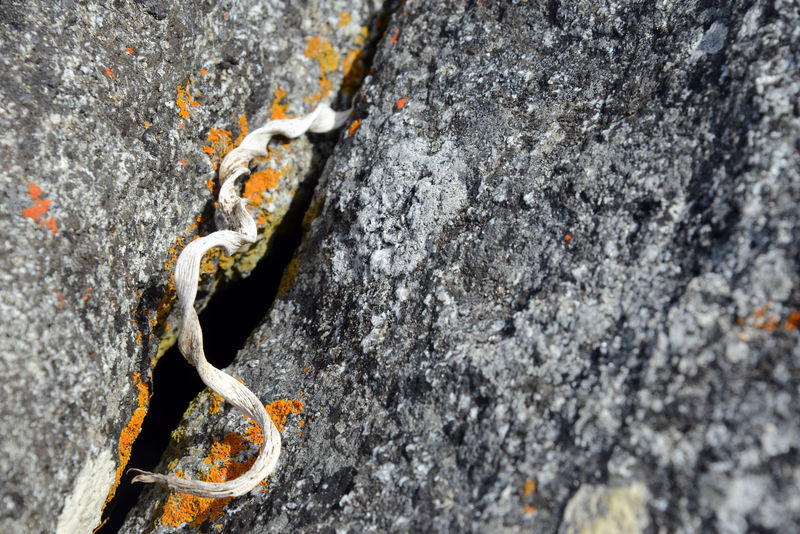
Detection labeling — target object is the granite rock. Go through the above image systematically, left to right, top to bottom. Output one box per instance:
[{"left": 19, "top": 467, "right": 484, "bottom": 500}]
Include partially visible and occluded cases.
[
  {"left": 122, "top": 0, "right": 800, "bottom": 532},
  {"left": 0, "top": 1, "right": 383, "bottom": 532}
]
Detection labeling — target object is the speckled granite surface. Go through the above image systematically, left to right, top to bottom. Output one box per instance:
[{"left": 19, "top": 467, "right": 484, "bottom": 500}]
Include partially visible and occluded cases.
[{"left": 121, "top": 0, "right": 800, "bottom": 532}]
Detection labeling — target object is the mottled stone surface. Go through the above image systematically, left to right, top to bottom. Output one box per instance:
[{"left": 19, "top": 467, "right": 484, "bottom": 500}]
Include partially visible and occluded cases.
[
  {"left": 121, "top": 0, "right": 800, "bottom": 532},
  {"left": 0, "top": 1, "right": 382, "bottom": 532}
]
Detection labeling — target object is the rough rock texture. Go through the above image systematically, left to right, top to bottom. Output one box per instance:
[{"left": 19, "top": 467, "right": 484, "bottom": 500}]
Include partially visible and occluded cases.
[
  {"left": 120, "top": 0, "right": 800, "bottom": 532},
  {"left": 0, "top": 1, "right": 384, "bottom": 532}
]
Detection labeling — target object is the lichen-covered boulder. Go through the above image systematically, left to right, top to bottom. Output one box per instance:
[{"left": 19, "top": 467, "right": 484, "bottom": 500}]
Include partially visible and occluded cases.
[
  {"left": 121, "top": 0, "right": 800, "bottom": 532},
  {"left": 0, "top": 1, "right": 381, "bottom": 532}
]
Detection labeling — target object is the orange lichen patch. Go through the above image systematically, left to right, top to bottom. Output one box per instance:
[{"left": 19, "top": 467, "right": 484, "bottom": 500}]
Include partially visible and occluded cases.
[
  {"left": 338, "top": 12, "right": 351, "bottom": 27},
  {"left": 390, "top": 28, "right": 400, "bottom": 44},
  {"left": 304, "top": 36, "right": 339, "bottom": 104},
  {"left": 126, "top": 47, "right": 134, "bottom": 56},
  {"left": 342, "top": 49, "right": 367, "bottom": 96},
  {"left": 105, "top": 66, "right": 116, "bottom": 79},
  {"left": 200, "top": 68, "right": 208, "bottom": 76},
  {"left": 176, "top": 81, "right": 201, "bottom": 119},
  {"left": 269, "top": 87, "right": 290, "bottom": 120},
  {"left": 396, "top": 98, "right": 408, "bottom": 110},
  {"left": 234, "top": 114, "right": 248, "bottom": 146},
  {"left": 348, "top": 120, "right": 361, "bottom": 137},
  {"left": 203, "top": 127, "right": 234, "bottom": 170},
  {"left": 181, "top": 158, "right": 187, "bottom": 167},
  {"left": 243, "top": 165, "right": 287, "bottom": 205},
  {"left": 206, "top": 177, "right": 216, "bottom": 195},
  {"left": 22, "top": 184, "right": 57, "bottom": 234},
  {"left": 164, "top": 234, "right": 186, "bottom": 281},
  {"left": 565, "top": 234, "right": 572, "bottom": 244},
  {"left": 200, "top": 248, "right": 222, "bottom": 275},
  {"left": 83, "top": 286, "right": 92, "bottom": 302},
  {"left": 57, "top": 291, "right": 65, "bottom": 308},
  {"left": 753, "top": 305, "right": 767, "bottom": 318},
  {"left": 785, "top": 311, "right": 800, "bottom": 331},
  {"left": 756, "top": 316, "right": 780, "bottom": 331},
  {"left": 135, "top": 332, "right": 142, "bottom": 345},
  {"left": 303, "top": 365, "right": 309, "bottom": 373},
  {"left": 105, "top": 372, "right": 151, "bottom": 507},
  {"left": 209, "top": 391, "right": 224, "bottom": 415},
  {"left": 160, "top": 398, "right": 303, "bottom": 528},
  {"left": 265, "top": 399, "right": 304, "bottom": 432},
  {"left": 298, "top": 420, "right": 305, "bottom": 428},
  {"left": 243, "top": 422, "right": 264, "bottom": 446},
  {"left": 523, "top": 479, "right": 536, "bottom": 498},
  {"left": 524, "top": 505, "right": 537, "bottom": 515}
]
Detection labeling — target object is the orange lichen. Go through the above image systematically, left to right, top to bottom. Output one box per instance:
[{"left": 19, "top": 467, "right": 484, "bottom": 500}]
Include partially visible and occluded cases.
[
  {"left": 338, "top": 12, "right": 351, "bottom": 27},
  {"left": 390, "top": 28, "right": 400, "bottom": 44},
  {"left": 304, "top": 36, "right": 339, "bottom": 104},
  {"left": 126, "top": 47, "right": 134, "bottom": 56},
  {"left": 105, "top": 66, "right": 116, "bottom": 79},
  {"left": 200, "top": 68, "right": 208, "bottom": 76},
  {"left": 176, "top": 81, "right": 201, "bottom": 119},
  {"left": 269, "top": 87, "right": 290, "bottom": 120},
  {"left": 396, "top": 98, "right": 408, "bottom": 110},
  {"left": 234, "top": 114, "right": 248, "bottom": 146},
  {"left": 348, "top": 120, "right": 361, "bottom": 136},
  {"left": 203, "top": 127, "right": 234, "bottom": 170},
  {"left": 181, "top": 158, "right": 186, "bottom": 167},
  {"left": 243, "top": 165, "right": 287, "bottom": 205},
  {"left": 206, "top": 177, "right": 216, "bottom": 195},
  {"left": 22, "top": 184, "right": 57, "bottom": 234},
  {"left": 565, "top": 234, "right": 572, "bottom": 244},
  {"left": 83, "top": 286, "right": 92, "bottom": 302},
  {"left": 57, "top": 291, "right": 65, "bottom": 308},
  {"left": 739, "top": 304, "right": 800, "bottom": 333},
  {"left": 785, "top": 311, "right": 800, "bottom": 331},
  {"left": 756, "top": 316, "right": 779, "bottom": 331},
  {"left": 135, "top": 332, "right": 142, "bottom": 345},
  {"left": 106, "top": 372, "right": 150, "bottom": 506},
  {"left": 209, "top": 391, "right": 224, "bottom": 415},
  {"left": 159, "top": 398, "right": 303, "bottom": 528},
  {"left": 265, "top": 398, "right": 304, "bottom": 432},
  {"left": 523, "top": 479, "right": 536, "bottom": 497},
  {"left": 525, "top": 505, "right": 537, "bottom": 515}
]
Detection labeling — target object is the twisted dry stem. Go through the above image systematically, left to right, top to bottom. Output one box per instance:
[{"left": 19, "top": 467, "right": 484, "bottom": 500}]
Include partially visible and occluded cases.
[{"left": 130, "top": 103, "right": 350, "bottom": 498}]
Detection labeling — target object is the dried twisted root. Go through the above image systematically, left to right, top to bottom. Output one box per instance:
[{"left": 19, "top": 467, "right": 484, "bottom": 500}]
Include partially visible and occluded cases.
[{"left": 130, "top": 103, "right": 350, "bottom": 498}]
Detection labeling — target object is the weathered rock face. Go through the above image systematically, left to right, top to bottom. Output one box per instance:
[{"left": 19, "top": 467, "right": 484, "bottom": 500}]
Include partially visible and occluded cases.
[
  {"left": 119, "top": 0, "right": 800, "bottom": 532},
  {"left": 0, "top": 1, "right": 383, "bottom": 532}
]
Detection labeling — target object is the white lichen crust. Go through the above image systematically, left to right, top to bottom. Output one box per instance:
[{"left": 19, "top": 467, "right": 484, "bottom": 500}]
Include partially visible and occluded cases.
[{"left": 130, "top": 104, "right": 350, "bottom": 498}]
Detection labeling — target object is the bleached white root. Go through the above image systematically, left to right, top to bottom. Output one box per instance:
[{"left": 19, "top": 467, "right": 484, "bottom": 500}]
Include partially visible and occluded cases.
[{"left": 130, "top": 104, "right": 349, "bottom": 498}]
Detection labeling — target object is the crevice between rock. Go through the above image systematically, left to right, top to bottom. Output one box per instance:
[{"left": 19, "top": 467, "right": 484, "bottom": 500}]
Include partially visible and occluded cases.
[{"left": 97, "top": 2, "right": 401, "bottom": 530}]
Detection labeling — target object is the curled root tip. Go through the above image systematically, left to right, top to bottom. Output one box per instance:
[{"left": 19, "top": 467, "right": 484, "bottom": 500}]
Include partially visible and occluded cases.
[{"left": 128, "top": 469, "right": 158, "bottom": 485}]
